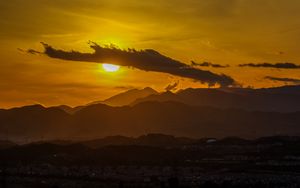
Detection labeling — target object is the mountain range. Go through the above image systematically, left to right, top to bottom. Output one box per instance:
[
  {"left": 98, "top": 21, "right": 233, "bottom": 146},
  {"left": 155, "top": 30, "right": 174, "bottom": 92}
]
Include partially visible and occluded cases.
[
  {"left": 1, "top": 85, "right": 300, "bottom": 142},
  {"left": 57, "top": 85, "right": 300, "bottom": 113},
  {"left": 131, "top": 85, "right": 300, "bottom": 112},
  {"left": 1, "top": 101, "right": 300, "bottom": 142}
]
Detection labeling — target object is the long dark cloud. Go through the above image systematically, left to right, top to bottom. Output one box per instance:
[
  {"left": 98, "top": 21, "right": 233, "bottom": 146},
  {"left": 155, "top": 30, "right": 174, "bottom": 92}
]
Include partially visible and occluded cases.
[
  {"left": 36, "top": 42, "right": 235, "bottom": 87},
  {"left": 191, "top": 61, "right": 229, "bottom": 68},
  {"left": 239, "top": 62, "right": 300, "bottom": 69},
  {"left": 265, "top": 76, "right": 300, "bottom": 84}
]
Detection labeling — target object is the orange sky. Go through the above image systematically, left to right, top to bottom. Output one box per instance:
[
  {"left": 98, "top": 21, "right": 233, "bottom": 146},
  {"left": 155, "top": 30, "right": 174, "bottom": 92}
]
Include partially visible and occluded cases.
[{"left": 1, "top": 0, "right": 300, "bottom": 108}]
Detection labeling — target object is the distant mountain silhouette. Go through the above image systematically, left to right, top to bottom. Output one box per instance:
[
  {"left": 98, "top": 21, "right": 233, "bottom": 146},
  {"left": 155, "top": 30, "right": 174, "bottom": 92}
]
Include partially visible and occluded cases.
[
  {"left": 132, "top": 85, "right": 300, "bottom": 112},
  {"left": 55, "top": 87, "right": 157, "bottom": 113},
  {"left": 90, "top": 87, "right": 158, "bottom": 106},
  {"left": 132, "top": 90, "right": 179, "bottom": 104},
  {"left": 1, "top": 101, "right": 300, "bottom": 142},
  {"left": 0, "top": 104, "right": 70, "bottom": 142},
  {"left": 56, "top": 105, "right": 84, "bottom": 114},
  {"left": 31, "top": 139, "right": 75, "bottom": 146}
]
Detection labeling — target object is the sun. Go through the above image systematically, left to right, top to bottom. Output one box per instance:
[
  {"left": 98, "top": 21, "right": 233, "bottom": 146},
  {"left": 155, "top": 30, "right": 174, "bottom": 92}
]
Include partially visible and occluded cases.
[{"left": 102, "top": 64, "right": 120, "bottom": 72}]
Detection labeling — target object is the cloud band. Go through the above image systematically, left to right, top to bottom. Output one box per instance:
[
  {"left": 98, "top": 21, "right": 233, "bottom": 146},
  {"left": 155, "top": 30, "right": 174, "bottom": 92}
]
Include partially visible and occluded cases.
[{"left": 38, "top": 42, "right": 235, "bottom": 87}]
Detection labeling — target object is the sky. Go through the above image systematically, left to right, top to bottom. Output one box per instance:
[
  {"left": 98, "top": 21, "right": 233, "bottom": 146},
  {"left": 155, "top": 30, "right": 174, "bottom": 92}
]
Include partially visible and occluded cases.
[{"left": 1, "top": 0, "right": 300, "bottom": 108}]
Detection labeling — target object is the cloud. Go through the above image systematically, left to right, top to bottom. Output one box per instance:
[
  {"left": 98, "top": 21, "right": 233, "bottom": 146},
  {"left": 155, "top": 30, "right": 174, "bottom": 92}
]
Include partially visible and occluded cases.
[
  {"left": 35, "top": 42, "right": 235, "bottom": 87},
  {"left": 17, "top": 48, "right": 42, "bottom": 55},
  {"left": 191, "top": 61, "right": 229, "bottom": 68},
  {"left": 239, "top": 62, "right": 300, "bottom": 69},
  {"left": 265, "top": 76, "right": 300, "bottom": 84},
  {"left": 165, "top": 82, "right": 179, "bottom": 91}
]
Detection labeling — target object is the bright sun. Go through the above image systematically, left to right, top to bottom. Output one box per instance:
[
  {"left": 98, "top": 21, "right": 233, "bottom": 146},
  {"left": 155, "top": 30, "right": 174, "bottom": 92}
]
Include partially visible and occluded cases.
[{"left": 102, "top": 64, "right": 120, "bottom": 72}]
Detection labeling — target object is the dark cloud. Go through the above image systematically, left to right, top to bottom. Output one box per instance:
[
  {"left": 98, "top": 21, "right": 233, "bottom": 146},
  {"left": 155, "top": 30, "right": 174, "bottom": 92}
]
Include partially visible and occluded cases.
[
  {"left": 35, "top": 42, "right": 235, "bottom": 87},
  {"left": 18, "top": 48, "right": 42, "bottom": 55},
  {"left": 191, "top": 61, "right": 229, "bottom": 68},
  {"left": 239, "top": 62, "right": 300, "bottom": 69},
  {"left": 265, "top": 76, "right": 300, "bottom": 84},
  {"left": 165, "top": 82, "right": 179, "bottom": 91}
]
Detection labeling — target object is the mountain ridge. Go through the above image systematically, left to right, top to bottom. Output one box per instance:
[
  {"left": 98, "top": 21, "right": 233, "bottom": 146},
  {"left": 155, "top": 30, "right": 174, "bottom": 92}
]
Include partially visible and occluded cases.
[
  {"left": 131, "top": 85, "right": 300, "bottom": 112},
  {"left": 90, "top": 87, "right": 158, "bottom": 107},
  {"left": 1, "top": 100, "right": 300, "bottom": 142}
]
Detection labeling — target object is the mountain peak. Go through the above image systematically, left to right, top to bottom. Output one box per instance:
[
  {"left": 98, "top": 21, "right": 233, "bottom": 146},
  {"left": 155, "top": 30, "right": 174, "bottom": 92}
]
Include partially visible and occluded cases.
[
  {"left": 90, "top": 87, "right": 158, "bottom": 107},
  {"left": 143, "top": 87, "right": 157, "bottom": 92},
  {"left": 130, "top": 90, "right": 179, "bottom": 106},
  {"left": 9, "top": 104, "right": 45, "bottom": 112}
]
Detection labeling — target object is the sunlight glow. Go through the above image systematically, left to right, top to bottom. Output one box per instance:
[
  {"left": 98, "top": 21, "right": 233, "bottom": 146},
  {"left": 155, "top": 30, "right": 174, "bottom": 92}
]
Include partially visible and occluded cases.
[{"left": 102, "top": 64, "right": 120, "bottom": 72}]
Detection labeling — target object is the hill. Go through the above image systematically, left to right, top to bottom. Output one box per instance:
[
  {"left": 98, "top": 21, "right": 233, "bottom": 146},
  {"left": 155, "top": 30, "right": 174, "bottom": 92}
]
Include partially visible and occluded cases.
[{"left": 1, "top": 101, "right": 300, "bottom": 141}]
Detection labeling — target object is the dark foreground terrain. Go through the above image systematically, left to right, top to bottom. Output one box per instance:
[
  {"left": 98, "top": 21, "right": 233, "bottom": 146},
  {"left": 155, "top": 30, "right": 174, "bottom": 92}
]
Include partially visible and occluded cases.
[{"left": 1, "top": 134, "right": 300, "bottom": 187}]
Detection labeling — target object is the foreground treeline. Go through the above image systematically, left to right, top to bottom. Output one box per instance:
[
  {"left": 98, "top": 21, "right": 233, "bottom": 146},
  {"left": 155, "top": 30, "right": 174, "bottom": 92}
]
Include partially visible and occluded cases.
[
  {"left": 1, "top": 134, "right": 300, "bottom": 187},
  {"left": 1, "top": 134, "right": 300, "bottom": 166}
]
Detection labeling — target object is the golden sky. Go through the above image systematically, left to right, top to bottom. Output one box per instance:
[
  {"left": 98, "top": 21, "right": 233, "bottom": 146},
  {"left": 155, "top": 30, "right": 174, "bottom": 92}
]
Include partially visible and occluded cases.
[{"left": 1, "top": 0, "right": 300, "bottom": 108}]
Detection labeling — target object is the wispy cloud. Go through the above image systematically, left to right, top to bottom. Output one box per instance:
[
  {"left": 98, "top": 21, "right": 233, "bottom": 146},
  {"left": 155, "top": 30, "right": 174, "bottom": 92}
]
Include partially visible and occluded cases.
[
  {"left": 17, "top": 48, "right": 42, "bottom": 55},
  {"left": 191, "top": 61, "right": 229, "bottom": 68},
  {"left": 239, "top": 62, "right": 300, "bottom": 69},
  {"left": 265, "top": 76, "right": 300, "bottom": 84}
]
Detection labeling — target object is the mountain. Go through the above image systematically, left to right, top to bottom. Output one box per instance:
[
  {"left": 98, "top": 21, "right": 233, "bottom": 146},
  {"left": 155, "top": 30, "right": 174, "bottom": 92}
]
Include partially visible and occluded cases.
[
  {"left": 132, "top": 85, "right": 300, "bottom": 112},
  {"left": 91, "top": 87, "right": 158, "bottom": 106},
  {"left": 132, "top": 90, "right": 180, "bottom": 104},
  {"left": 1, "top": 101, "right": 300, "bottom": 142},
  {"left": 0, "top": 104, "right": 70, "bottom": 142},
  {"left": 56, "top": 105, "right": 84, "bottom": 114},
  {"left": 30, "top": 139, "right": 75, "bottom": 146}
]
